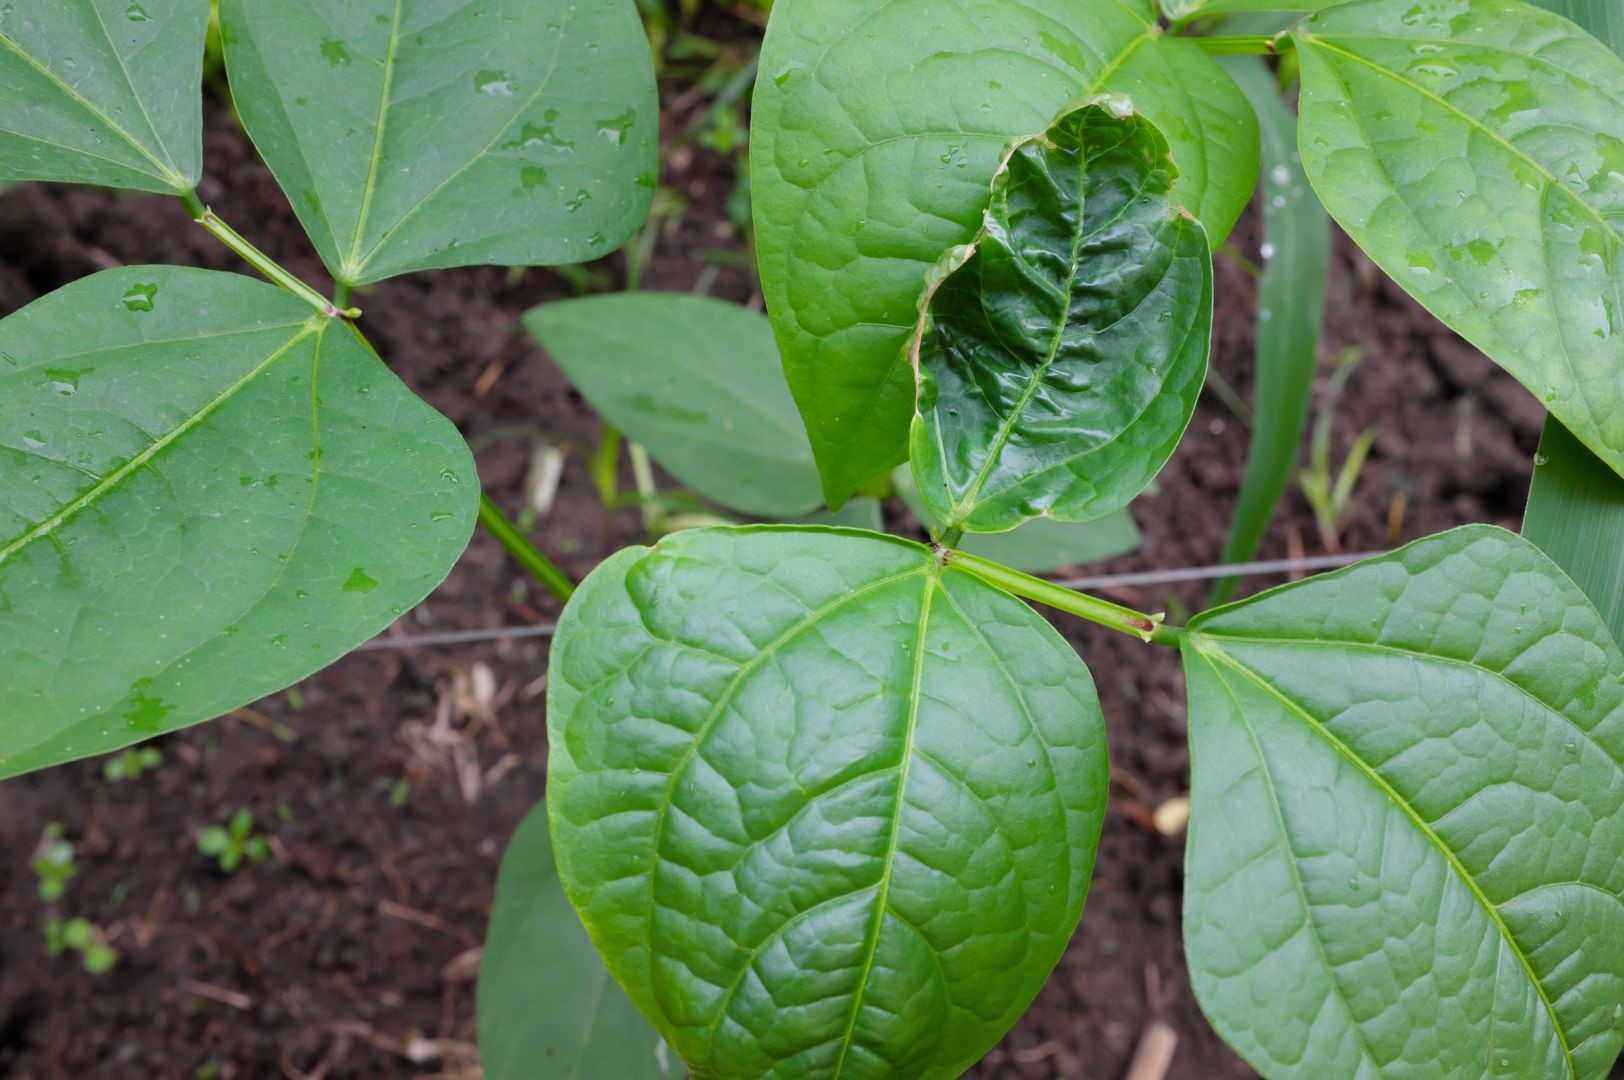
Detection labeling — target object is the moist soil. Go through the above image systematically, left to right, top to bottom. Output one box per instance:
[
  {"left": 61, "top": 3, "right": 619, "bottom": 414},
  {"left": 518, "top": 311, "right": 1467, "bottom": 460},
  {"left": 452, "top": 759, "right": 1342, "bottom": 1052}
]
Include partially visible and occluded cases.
[{"left": 0, "top": 20, "right": 1550, "bottom": 1080}]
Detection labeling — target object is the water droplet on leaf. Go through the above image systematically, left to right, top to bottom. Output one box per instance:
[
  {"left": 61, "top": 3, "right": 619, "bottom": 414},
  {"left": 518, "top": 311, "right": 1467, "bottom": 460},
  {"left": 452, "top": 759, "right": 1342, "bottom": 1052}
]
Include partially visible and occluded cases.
[{"left": 120, "top": 282, "right": 158, "bottom": 312}]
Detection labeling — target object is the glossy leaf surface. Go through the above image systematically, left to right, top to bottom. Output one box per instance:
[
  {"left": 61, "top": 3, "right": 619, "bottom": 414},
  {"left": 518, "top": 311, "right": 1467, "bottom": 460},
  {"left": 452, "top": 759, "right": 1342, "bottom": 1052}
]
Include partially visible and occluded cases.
[
  {"left": 0, "top": 0, "right": 206, "bottom": 194},
  {"left": 219, "top": 0, "right": 657, "bottom": 286},
  {"left": 752, "top": 0, "right": 1258, "bottom": 505},
  {"left": 1162, "top": 0, "right": 1344, "bottom": 18},
  {"left": 1294, "top": 0, "right": 1624, "bottom": 477},
  {"left": 1213, "top": 56, "right": 1330, "bottom": 605},
  {"left": 911, "top": 105, "right": 1211, "bottom": 534},
  {"left": 0, "top": 267, "right": 477, "bottom": 778},
  {"left": 525, "top": 294, "right": 823, "bottom": 519},
  {"left": 1525, "top": 419, "right": 1624, "bottom": 647},
  {"left": 894, "top": 469, "right": 1140, "bottom": 575},
  {"left": 548, "top": 526, "right": 1108, "bottom": 1079},
  {"left": 1183, "top": 526, "right": 1624, "bottom": 1078},
  {"left": 479, "top": 801, "right": 675, "bottom": 1080}
]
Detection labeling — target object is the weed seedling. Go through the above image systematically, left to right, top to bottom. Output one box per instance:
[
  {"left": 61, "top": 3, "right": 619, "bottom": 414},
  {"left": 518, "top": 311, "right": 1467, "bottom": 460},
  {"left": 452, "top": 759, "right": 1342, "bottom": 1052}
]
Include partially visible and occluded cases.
[
  {"left": 197, "top": 810, "right": 270, "bottom": 874},
  {"left": 31, "top": 824, "right": 77, "bottom": 902},
  {"left": 44, "top": 916, "right": 118, "bottom": 975}
]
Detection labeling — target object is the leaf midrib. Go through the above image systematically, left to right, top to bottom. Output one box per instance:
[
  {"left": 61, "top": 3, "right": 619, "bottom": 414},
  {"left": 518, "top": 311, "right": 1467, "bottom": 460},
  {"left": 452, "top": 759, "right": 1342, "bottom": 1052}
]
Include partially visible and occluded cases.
[
  {"left": 341, "top": 0, "right": 405, "bottom": 283},
  {"left": 0, "top": 24, "right": 183, "bottom": 189},
  {"left": 1300, "top": 36, "right": 1623, "bottom": 247},
  {"left": 0, "top": 321, "right": 322, "bottom": 565},
  {"left": 641, "top": 561, "right": 934, "bottom": 1034},
  {"left": 831, "top": 572, "right": 936, "bottom": 1079},
  {"left": 1199, "top": 639, "right": 1577, "bottom": 1078}
]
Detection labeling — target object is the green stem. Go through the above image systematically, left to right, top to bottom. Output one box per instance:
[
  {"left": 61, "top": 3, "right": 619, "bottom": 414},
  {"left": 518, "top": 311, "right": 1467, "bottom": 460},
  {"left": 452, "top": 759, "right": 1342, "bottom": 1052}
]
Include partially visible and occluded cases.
[
  {"left": 1190, "top": 35, "right": 1277, "bottom": 55},
  {"left": 183, "top": 191, "right": 360, "bottom": 319},
  {"left": 333, "top": 281, "right": 353, "bottom": 310},
  {"left": 592, "top": 425, "right": 623, "bottom": 507},
  {"left": 628, "top": 441, "right": 661, "bottom": 532},
  {"left": 479, "top": 493, "right": 575, "bottom": 603},
  {"left": 939, "top": 526, "right": 965, "bottom": 548},
  {"left": 945, "top": 548, "right": 1180, "bottom": 645}
]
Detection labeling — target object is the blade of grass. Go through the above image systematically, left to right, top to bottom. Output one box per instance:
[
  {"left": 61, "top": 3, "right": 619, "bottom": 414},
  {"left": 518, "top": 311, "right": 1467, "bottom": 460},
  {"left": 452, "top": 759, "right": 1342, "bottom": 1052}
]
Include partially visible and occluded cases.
[{"left": 1210, "top": 56, "right": 1331, "bottom": 605}]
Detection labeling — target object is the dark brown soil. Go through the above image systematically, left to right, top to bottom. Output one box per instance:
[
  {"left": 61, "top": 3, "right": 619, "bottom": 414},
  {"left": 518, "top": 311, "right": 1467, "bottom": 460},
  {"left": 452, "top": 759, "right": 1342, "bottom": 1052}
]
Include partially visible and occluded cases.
[{"left": 0, "top": 16, "right": 1546, "bottom": 1079}]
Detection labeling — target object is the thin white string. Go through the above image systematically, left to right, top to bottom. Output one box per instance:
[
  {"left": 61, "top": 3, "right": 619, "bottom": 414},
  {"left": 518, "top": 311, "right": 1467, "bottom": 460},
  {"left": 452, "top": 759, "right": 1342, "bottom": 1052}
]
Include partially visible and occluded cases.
[{"left": 354, "top": 551, "right": 1388, "bottom": 653}]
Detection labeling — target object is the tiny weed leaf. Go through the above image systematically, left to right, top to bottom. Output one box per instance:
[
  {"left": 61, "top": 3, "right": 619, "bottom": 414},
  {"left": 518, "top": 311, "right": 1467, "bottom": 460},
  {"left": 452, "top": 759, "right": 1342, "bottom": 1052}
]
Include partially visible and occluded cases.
[
  {"left": 0, "top": 0, "right": 206, "bottom": 193},
  {"left": 219, "top": 0, "right": 658, "bottom": 285},
  {"left": 752, "top": 0, "right": 1257, "bottom": 505},
  {"left": 1294, "top": 0, "right": 1624, "bottom": 479},
  {"left": 910, "top": 104, "right": 1211, "bottom": 533},
  {"left": 0, "top": 267, "right": 478, "bottom": 779},
  {"left": 525, "top": 293, "right": 825, "bottom": 519},
  {"left": 547, "top": 526, "right": 1108, "bottom": 1078},
  {"left": 1182, "top": 526, "right": 1624, "bottom": 1078},
  {"left": 478, "top": 802, "right": 675, "bottom": 1080}
]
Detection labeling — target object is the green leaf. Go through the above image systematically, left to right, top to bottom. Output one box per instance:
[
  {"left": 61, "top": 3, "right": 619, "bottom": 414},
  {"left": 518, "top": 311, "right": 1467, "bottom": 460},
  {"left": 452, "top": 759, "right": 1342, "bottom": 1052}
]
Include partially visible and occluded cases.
[
  {"left": 0, "top": 0, "right": 207, "bottom": 194},
  {"left": 219, "top": 0, "right": 658, "bottom": 286},
  {"left": 752, "top": 0, "right": 1258, "bottom": 506},
  {"left": 1162, "top": 0, "right": 1345, "bottom": 19},
  {"left": 1293, "top": 0, "right": 1624, "bottom": 478},
  {"left": 1527, "top": 0, "right": 1624, "bottom": 53},
  {"left": 1212, "top": 56, "right": 1331, "bottom": 605},
  {"left": 910, "top": 104, "right": 1211, "bottom": 534},
  {"left": 0, "top": 266, "right": 477, "bottom": 779},
  {"left": 525, "top": 294, "right": 824, "bottom": 520},
  {"left": 1525, "top": 418, "right": 1624, "bottom": 647},
  {"left": 893, "top": 471, "right": 1141, "bottom": 576},
  {"left": 547, "top": 525, "right": 1108, "bottom": 1078},
  {"left": 1182, "top": 526, "right": 1624, "bottom": 1078},
  {"left": 479, "top": 801, "right": 677, "bottom": 1080}
]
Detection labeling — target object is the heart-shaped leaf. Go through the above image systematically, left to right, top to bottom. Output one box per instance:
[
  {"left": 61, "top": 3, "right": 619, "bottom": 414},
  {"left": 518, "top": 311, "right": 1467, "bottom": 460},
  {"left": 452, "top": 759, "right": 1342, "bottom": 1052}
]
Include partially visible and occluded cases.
[
  {"left": 0, "top": 0, "right": 206, "bottom": 194},
  {"left": 219, "top": 0, "right": 658, "bottom": 286},
  {"left": 752, "top": 0, "right": 1258, "bottom": 506},
  {"left": 1294, "top": 0, "right": 1624, "bottom": 478},
  {"left": 910, "top": 104, "right": 1211, "bottom": 534},
  {"left": 0, "top": 266, "right": 477, "bottom": 779},
  {"left": 525, "top": 294, "right": 825, "bottom": 520},
  {"left": 547, "top": 526, "right": 1108, "bottom": 1078},
  {"left": 1182, "top": 526, "right": 1624, "bottom": 1078},
  {"left": 479, "top": 801, "right": 677, "bottom": 1080}
]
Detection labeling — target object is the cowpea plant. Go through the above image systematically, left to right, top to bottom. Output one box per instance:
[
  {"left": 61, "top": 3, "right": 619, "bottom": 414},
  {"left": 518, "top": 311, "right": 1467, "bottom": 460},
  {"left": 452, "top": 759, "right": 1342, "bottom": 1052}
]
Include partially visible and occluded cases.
[
  {"left": 0, "top": 0, "right": 656, "bottom": 772},
  {"left": 537, "top": 0, "right": 1624, "bottom": 1077}
]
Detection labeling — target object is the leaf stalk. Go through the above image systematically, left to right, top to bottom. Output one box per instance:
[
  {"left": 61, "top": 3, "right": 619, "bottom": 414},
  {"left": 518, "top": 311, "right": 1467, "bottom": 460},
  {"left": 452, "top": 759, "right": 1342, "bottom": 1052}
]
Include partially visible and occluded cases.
[
  {"left": 1190, "top": 35, "right": 1278, "bottom": 55},
  {"left": 183, "top": 193, "right": 361, "bottom": 319},
  {"left": 479, "top": 493, "right": 576, "bottom": 603},
  {"left": 945, "top": 548, "right": 1179, "bottom": 645}
]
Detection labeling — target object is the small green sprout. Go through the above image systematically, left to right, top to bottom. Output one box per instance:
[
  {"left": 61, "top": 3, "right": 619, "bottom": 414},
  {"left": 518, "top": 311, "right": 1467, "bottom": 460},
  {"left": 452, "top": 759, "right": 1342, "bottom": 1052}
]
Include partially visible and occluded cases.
[
  {"left": 1299, "top": 347, "right": 1380, "bottom": 554},
  {"left": 103, "top": 745, "right": 163, "bottom": 782},
  {"left": 197, "top": 809, "right": 270, "bottom": 873},
  {"left": 32, "top": 822, "right": 77, "bottom": 901},
  {"left": 44, "top": 916, "right": 117, "bottom": 974}
]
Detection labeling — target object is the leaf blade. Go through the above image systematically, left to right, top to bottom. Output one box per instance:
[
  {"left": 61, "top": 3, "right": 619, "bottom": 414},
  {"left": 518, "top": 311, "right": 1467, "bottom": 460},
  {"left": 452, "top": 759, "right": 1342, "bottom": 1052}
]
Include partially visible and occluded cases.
[
  {"left": 0, "top": 0, "right": 206, "bottom": 193},
  {"left": 219, "top": 0, "right": 658, "bottom": 285},
  {"left": 751, "top": 0, "right": 1257, "bottom": 505},
  {"left": 1293, "top": 0, "right": 1624, "bottom": 478},
  {"left": 910, "top": 104, "right": 1212, "bottom": 533},
  {"left": 0, "top": 266, "right": 477, "bottom": 778},
  {"left": 525, "top": 294, "right": 825, "bottom": 520},
  {"left": 1524, "top": 419, "right": 1624, "bottom": 647},
  {"left": 547, "top": 526, "right": 1108, "bottom": 1078},
  {"left": 1182, "top": 526, "right": 1624, "bottom": 1078},
  {"left": 479, "top": 802, "right": 675, "bottom": 1080}
]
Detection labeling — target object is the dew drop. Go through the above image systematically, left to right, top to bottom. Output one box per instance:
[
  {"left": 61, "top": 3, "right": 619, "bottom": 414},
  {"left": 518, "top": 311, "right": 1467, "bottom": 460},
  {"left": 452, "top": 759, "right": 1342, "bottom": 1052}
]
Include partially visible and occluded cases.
[
  {"left": 125, "top": 2, "right": 148, "bottom": 21},
  {"left": 320, "top": 39, "right": 350, "bottom": 66},
  {"left": 475, "top": 70, "right": 514, "bottom": 96},
  {"left": 597, "top": 108, "right": 638, "bottom": 146},
  {"left": 518, "top": 164, "right": 548, "bottom": 191},
  {"left": 1269, "top": 164, "right": 1291, "bottom": 186},
  {"left": 1259, "top": 241, "right": 1276, "bottom": 260},
  {"left": 120, "top": 282, "right": 158, "bottom": 312},
  {"left": 1535, "top": 454, "right": 1549, "bottom": 466},
  {"left": 430, "top": 510, "right": 453, "bottom": 523},
  {"left": 343, "top": 567, "right": 379, "bottom": 594}
]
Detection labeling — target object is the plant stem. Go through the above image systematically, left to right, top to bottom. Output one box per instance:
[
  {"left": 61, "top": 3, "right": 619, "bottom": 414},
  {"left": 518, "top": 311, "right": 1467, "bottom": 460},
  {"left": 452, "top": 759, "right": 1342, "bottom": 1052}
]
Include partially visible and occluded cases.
[
  {"left": 1190, "top": 35, "right": 1277, "bottom": 55},
  {"left": 182, "top": 191, "right": 361, "bottom": 319},
  {"left": 333, "top": 281, "right": 353, "bottom": 310},
  {"left": 591, "top": 425, "right": 623, "bottom": 506},
  {"left": 628, "top": 441, "right": 661, "bottom": 533},
  {"left": 478, "top": 493, "right": 575, "bottom": 603},
  {"left": 939, "top": 526, "right": 965, "bottom": 548},
  {"left": 945, "top": 548, "right": 1180, "bottom": 645}
]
